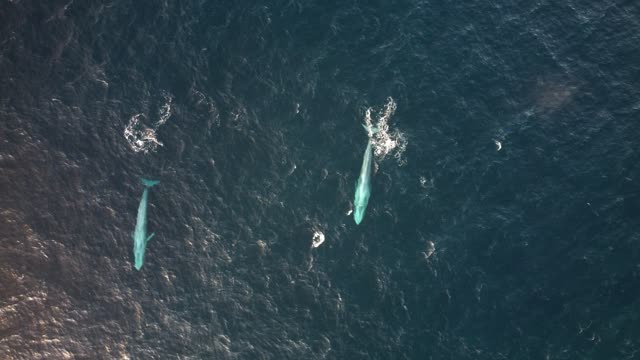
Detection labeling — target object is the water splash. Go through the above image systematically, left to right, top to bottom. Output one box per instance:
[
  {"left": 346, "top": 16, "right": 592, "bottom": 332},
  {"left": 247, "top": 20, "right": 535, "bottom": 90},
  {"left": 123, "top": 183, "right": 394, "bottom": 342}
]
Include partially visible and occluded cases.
[
  {"left": 124, "top": 93, "right": 173, "bottom": 153},
  {"left": 364, "top": 97, "right": 407, "bottom": 166},
  {"left": 124, "top": 114, "right": 163, "bottom": 153},
  {"left": 311, "top": 230, "right": 325, "bottom": 248}
]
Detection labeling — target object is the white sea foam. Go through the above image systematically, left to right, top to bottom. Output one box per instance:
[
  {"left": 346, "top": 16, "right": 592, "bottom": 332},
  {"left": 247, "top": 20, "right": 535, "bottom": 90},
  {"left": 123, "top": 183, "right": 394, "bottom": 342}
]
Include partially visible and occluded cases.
[
  {"left": 124, "top": 92, "right": 173, "bottom": 153},
  {"left": 156, "top": 92, "right": 173, "bottom": 127},
  {"left": 364, "top": 97, "right": 407, "bottom": 166},
  {"left": 123, "top": 114, "right": 162, "bottom": 153},
  {"left": 311, "top": 230, "right": 325, "bottom": 248}
]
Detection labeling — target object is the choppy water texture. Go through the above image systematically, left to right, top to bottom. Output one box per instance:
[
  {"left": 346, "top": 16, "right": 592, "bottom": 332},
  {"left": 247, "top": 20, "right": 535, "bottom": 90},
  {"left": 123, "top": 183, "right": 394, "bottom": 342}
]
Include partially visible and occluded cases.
[{"left": 1, "top": 1, "right": 640, "bottom": 359}]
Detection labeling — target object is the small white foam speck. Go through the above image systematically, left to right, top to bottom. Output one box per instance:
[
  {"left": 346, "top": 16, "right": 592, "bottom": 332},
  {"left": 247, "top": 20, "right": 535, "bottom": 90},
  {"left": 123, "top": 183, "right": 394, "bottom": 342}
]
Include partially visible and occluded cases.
[
  {"left": 311, "top": 230, "right": 325, "bottom": 248},
  {"left": 424, "top": 241, "right": 435, "bottom": 259}
]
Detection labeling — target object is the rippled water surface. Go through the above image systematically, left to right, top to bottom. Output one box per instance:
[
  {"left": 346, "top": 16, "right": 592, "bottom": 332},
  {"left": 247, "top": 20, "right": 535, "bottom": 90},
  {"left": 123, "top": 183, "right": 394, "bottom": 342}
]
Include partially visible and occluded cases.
[{"left": 1, "top": 1, "right": 640, "bottom": 359}]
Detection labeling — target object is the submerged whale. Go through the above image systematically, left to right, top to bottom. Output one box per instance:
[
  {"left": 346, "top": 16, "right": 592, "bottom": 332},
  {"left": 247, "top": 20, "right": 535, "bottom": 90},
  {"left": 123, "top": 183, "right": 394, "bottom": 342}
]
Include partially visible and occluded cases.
[
  {"left": 353, "top": 125, "right": 378, "bottom": 225},
  {"left": 133, "top": 178, "right": 159, "bottom": 270}
]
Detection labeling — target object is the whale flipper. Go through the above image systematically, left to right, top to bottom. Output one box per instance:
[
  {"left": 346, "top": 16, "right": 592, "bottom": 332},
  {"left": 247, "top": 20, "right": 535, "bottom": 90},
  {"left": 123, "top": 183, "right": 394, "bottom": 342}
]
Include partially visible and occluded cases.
[
  {"left": 141, "top": 178, "right": 160, "bottom": 187},
  {"left": 146, "top": 233, "right": 155, "bottom": 244}
]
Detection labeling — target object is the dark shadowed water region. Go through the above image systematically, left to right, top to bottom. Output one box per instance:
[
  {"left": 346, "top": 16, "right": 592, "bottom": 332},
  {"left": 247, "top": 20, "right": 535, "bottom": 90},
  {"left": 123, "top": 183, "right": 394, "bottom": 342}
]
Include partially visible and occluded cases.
[{"left": 1, "top": 0, "right": 640, "bottom": 359}]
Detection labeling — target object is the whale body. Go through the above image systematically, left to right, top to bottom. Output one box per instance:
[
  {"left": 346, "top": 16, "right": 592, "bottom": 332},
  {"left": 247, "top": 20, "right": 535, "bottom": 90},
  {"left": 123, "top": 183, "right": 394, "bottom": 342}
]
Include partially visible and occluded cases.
[
  {"left": 353, "top": 125, "right": 377, "bottom": 224},
  {"left": 133, "top": 178, "right": 159, "bottom": 270}
]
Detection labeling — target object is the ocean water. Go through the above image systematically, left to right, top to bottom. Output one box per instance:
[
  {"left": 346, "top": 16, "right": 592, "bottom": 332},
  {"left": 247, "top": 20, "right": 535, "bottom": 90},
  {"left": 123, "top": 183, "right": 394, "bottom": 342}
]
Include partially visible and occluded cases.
[{"left": 1, "top": 0, "right": 640, "bottom": 359}]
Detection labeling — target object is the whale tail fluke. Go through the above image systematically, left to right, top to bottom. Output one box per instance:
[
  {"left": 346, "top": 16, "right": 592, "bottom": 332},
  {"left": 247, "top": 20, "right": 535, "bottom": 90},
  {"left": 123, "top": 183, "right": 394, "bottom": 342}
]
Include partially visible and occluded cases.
[
  {"left": 362, "top": 123, "right": 379, "bottom": 135},
  {"left": 141, "top": 178, "right": 160, "bottom": 187}
]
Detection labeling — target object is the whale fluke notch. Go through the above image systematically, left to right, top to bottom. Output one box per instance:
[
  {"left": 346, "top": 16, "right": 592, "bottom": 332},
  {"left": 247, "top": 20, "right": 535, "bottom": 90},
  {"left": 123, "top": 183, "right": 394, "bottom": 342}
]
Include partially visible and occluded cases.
[{"left": 141, "top": 178, "right": 160, "bottom": 187}]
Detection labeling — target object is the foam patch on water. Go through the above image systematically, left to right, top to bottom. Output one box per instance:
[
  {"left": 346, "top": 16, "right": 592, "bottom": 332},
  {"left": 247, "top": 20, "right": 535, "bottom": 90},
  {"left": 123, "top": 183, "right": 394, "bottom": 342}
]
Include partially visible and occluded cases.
[
  {"left": 124, "top": 92, "right": 173, "bottom": 153},
  {"left": 156, "top": 92, "right": 173, "bottom": 127},
  {"left": 364, "top": 97, "right": 407, "bottom": 166},
  {"left": 311, "top": 230, "right": 325, "bottom": 248}
]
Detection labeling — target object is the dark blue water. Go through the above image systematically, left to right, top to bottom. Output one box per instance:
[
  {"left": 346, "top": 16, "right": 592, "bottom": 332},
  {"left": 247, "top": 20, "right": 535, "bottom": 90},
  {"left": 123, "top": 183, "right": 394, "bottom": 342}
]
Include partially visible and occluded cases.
[{"left": 2, "top": 0, "right": 640, "bottom": 358}]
